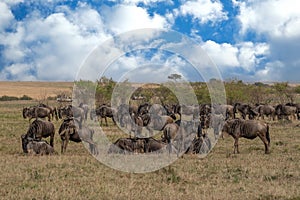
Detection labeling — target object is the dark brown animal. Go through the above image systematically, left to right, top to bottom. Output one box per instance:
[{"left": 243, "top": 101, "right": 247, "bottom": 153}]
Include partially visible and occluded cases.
[
  {"left": 92, "top": 104, "right": 116, "bottom": 126},
  {"left": 275, "top": 104, "right": 297, "bottom": 120},
  {"left": 58, "top": 105, "right": 85, "bottom": 128},
  {"left": 257, "top": 105, "right": 275, "bottom": 120},
  {"left": 23, "top": 106, "right": 52, "bottom": 121},
  {"left": 59, "top": 118, "right": 98, "bottom": 155},
  {"left": 21, "top": 119, "right": 55, "bottom": 153},
  {"left": 222, "top": 119, "right": 270, "bottom": 154},
  {"left": 107, "top": 138, "right": 136, "bottom": 154},
  {"left": 26, "top": 139, "right": 55, "bottom": 155}
]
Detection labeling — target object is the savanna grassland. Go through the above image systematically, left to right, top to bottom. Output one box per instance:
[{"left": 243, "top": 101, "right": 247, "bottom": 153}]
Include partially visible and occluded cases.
[{"left": 0, "top": 82, "right": 300, "bottom": 200}]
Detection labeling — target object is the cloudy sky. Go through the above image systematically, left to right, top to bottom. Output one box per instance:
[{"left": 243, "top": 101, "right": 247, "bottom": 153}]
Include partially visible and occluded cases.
[{"left": 0, "top": 0, "right": 299, "bottom": 82}]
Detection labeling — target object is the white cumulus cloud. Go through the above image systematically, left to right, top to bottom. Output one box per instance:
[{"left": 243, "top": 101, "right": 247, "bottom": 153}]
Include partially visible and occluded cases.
[
  {"left": 177, "top": 0, "right": 228, "bottom": 24},
  {"left": 102, "top": 4, "right": 169, "bottom": 34}
]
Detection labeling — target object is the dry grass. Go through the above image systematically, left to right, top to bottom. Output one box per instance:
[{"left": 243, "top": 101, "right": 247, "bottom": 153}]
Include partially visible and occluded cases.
[
  {"left": 0, "top": 81, "right": 73, "bottom": 99},
  {"left": 0, "top": 82, "right": 299, "bottom": 199}
]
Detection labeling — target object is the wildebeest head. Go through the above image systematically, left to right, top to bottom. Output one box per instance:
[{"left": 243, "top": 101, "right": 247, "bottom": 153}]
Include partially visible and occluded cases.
[
  {"left": 22, "top": 107, "right": 31, "bottom": 119},
  {"left": 21, "top": 134, "right": 31, "bottom": 153}
]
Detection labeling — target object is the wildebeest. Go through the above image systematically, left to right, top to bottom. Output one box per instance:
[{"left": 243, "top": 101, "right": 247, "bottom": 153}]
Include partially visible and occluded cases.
[
  {"left": 137, "top": 102, "right": 151, "bottom": 115},
  {"left": 79, "top": 103, "right": 89, "bottom": 120},
  {"left": 116, "top": 103, "right": 137, "bottom": 128},
  {"left": 233, "top": 103, "right": 256, "bottom": 119},
  {"left": 286, "top": 103, "right": 300, "bottom": 120},
  {"left": 91, "top": 104, "right": 116, "bottom": 126},
  {"left": 148, "top": 104, "right": 176, "bottom": 120},
  {"left": 275, "top": 104, "right": 297, "bottom": 120},
  {"left": 58, "top": 105, "right": 85, "bottom": 128},
  {"left": 257, "top": 105, "right": 276, "bottom": 120},
  {"left": 23, "top": 106, "right": 52, "bottom": 122},
  {"left": 142, "top": 113, "right": 174, "bottom": 137},
  {"left": 59, "top": 118, "right": 98, "bottom": 155},
  {"left": 21, "top": 119, "right": 55, "bottom": 153},
  {"left": 222, "top": 119, "right": 270, "bottom": 154},
  {"left": 163, "top": 120, "right": 200, "bottom": 156},
  {"left": 162, "top": 123, "right": 180, "bottom": 155},
  {"left": 185, "top": 134, "right": 212, "bottom": 154},
  {"left": 107, "top": 137, "right": 138, "bottom": 154},
  {"left": 108, "top": 137, "right": 167, "bottom": 154},
  {"left": 25, "top": 139, "right": 55, "bottom": 155}
]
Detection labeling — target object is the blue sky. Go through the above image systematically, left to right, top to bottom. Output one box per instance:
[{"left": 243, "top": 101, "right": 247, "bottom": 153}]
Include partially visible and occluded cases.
[{"left": 0, "top": 0, "right": 299, "bottom": 82}]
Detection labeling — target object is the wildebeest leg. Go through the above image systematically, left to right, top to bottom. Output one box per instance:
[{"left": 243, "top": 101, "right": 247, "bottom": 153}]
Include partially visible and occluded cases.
[
  {"left": 105, "top": 117, "right": 108, "bottom": 126},
  {"left": 61, "top": 132, "right": 70, "bottom": 154},
  {"left": 258, "top": 134, "right": 270, "bottom": 154},
  {"left": 50, "top": 135, "right": 54, "bottom": 148},
  {"left": 64, "top": 136, "right": 69, "bottom": 153},
  {"left": 234, "top": 138, "right": 239, "bottom": 154},
  {"left": 61, "top": 140, "right": 64, "bottom": 154}
]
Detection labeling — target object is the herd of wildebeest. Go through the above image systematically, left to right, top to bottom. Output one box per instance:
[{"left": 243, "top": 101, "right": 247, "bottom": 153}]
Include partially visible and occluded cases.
[{"left": 20, "top": 100, "right": 300, "bottom": 156}]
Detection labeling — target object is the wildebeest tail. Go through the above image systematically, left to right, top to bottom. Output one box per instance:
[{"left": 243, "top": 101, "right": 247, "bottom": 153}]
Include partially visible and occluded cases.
[{"left": 266, "top": 124, "right": 270, "bottom": 146}]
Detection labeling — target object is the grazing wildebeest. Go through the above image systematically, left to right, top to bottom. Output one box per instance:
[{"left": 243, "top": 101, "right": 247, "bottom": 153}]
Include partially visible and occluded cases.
[
  {"left": 38, "top": 103, "right": 58, "bottom": 121},
  {"left": 233, "top": 103, "right": 252, "bottom": 119},
  {"left": 285, "top": 103, "right": 300, "bottom": 120},
  {"left": 286, "top": 103, "right": 300, "bottom": 120},
  {"left": 275, "top": 104, "right": 297, "bottom": 120},
  {"left": 257, "top": 105, "right": 276, "bottom": 120},
  {"left": 23, "top": 106, "right": 52, "bottom": 122},
  {"left": 59, "top": 118, "right": 98, "bottom": 155},
  {"left": 21, "top": 119, "right": 55, "bottom": 153},
  {"left": 222, "top": 119, "right": 270, "bottom": 154},
  {"left": 26, "top": 139, "right": 55, "bottom": 155}
]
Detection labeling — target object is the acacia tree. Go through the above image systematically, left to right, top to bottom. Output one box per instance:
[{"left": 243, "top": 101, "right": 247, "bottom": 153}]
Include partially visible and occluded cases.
[{"left": 168, "top": 73, "right": 182, "bottom": 82}]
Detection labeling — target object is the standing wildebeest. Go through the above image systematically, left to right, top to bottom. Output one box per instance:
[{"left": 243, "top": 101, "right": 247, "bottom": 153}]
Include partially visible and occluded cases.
[
  {"left": 38, "top": 103, "right": 58, "bottom": 121},
  {"left": 79, "top": 103, "right": 89, "bottom": 120},
  {"left": 116, "top": 103, "right": 137, "bottom": 128},
  {"left": 233, "top": 103, "right": 256, "bottom": 119},
  {"left": 286, "top": 103, "right": 300, "bottom": 120},
  {"left": 91, "top": 104, "right": 116, "bottom": 126},
  {"left": 275, "top": 104, "right": 297, "bottom": 120},
  {"left": 58, "top": 105, "right": 85, "bottom": 128},
  {"left": 257, "top": 105, "right": 276, "bottom": 120},
  {"left": 23, "top": 106, "right": 52, "bottom": 122},
  {"left": 141, "top": 113, "right": 174, "bottom": 137},
  {"left": 59, "top": 118, "right": 98, "bottom": 155},
  {"left": 21, "top": 119, "right": 55, "bottom": 153},
  {"left": 222, "top": 119, "right": 270, "bottom": 154}
]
